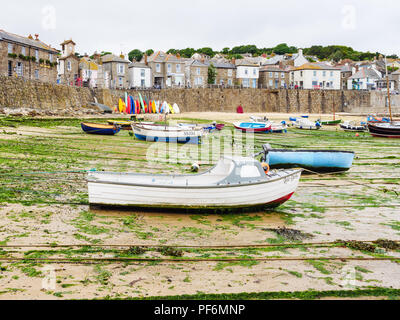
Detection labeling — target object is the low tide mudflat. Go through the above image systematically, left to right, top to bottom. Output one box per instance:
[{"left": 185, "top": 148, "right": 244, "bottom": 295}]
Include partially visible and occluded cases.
[{"left": 0, "top": 113, "right": 399, "bottom": 300}]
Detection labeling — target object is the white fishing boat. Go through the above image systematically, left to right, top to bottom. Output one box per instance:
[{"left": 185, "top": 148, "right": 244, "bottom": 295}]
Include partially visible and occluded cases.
[
  {"left": 294, "top": 118, "right": 321, "bottom": 130},
  {"left": 340, "top": 121, "right": 367, "bottom": 132},
  {"left": 131, "top": 122, "right": 204, "bottom": 144},
  {"left": 87, "top": 157, "right": 302, "bottom": 210}
]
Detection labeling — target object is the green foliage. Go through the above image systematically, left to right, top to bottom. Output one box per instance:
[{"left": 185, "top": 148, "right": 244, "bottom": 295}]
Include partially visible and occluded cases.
[
  {"left": 197, "top": 47, "right": 215, "bottom": 57},
  {"left": 128, "top": 49, "right": 143, "bottom": 62},
  {"left": 145, "top": 49, "right": 154, "bottom": 56},
  {"left": 207, "top": 63, "right": 217, "bottom": 84}
]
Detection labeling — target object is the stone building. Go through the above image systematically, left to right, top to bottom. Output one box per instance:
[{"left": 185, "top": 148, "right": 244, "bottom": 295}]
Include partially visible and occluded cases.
[
  {"left": 0, "top": 29, "right": 59, "bottom": 83},
  {"left": 57, "top": 39, "right": 80, "bottom": 85},
  {"left": 146, "top": 51, "right": 185, "bottom": 88},
  {"left": 101, "top": 53, "right": 130, "bottom": 89},
  {"left": 185, "top": 59, "right": 208, "bottom": 88},
  {"left": 208, "top": 61, "right": 236, "bottom": 86},
  {"left": 259, "top": 65, "right": 290, "bottom": 89}
]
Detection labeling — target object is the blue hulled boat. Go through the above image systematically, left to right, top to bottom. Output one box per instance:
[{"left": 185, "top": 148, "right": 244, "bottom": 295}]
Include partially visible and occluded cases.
[
  {"left": 81, "top": 122, "right": 121, "bottom": 135},
  {"left": 266, "top": 149, "right": 355, "bottom": 173}
]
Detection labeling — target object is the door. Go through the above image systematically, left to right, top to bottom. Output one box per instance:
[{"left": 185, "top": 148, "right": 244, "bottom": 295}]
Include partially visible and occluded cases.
[{"left": 252, "top": 79, "right": 257, "bottom": 88}]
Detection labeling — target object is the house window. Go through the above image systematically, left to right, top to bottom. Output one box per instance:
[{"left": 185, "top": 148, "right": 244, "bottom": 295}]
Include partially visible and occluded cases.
[
  {"left": 8, "top": 43, "right": 13, "bottom": 54},
  {"left": 21, "top": 47, "right": 26, "bottom": 56},
  {"left": 35, "top": 50, "right": 39, "bottom": 61},
  {"left": 49, "top": 53, "right": 53, "bottom": 62},
  {"left": 8, "top": 61, "right": 12, "bottom": 76},
  {"left": 67, "top": 61, "right": 71, "bottom": 71},
  {"left": 16, "top": 62, "right": 23, "bottom": 77},
  {"left": 156, "top": 63, "right": 161, "bottom": 72},
  {"left": 118, "top": 64, "right": 125, "bottom": 75},
  {"left": 167, "top": 64, "right": 172, "bottom": 73},
  {"left": 176, "top": 64, "right": 181, "bottom": 72},
  {"left": 196, "top": 68, "right": 200, "bottom": 75},
  {"left": 34, "top": 69, "right": 39, "bottom": 79},
  {"left": 141, "top": 69, "right": 145, "bottom": 77},
  {"left": 228, "top": 69, "right": 233, "bottom": 77},
  {"left": 244, "top": 69, "right": 248, "bottom": 75},
  {"left": 253, "top": 69, "right": 257, "bottom": 75},
  {"left": 300, "top": 71, "right": 303, "bottom": 77},
  {"left": 313, "top": 71, "right": 317, "bottom": 76},
  {"left": 323, "top": 71, "right": 326, "bottom": 77},
  {"left": 330, "top": 71, "right": 334, "bottom": 77},
  {"left": 269, "top": 72, "right": 273, "bottom": 77},
  {"left": 275, "top": 72, "right": 278, "bottom": 78},
  {"left": 281, "top": 73, "right": 285, "bottom": 78},
  {"left": 119, "top": 77, "right": 123, "bottom": 86},
  {"left": 195, "top": 77, "right": 203, "bottom": 85},
  {"left": 141, "top": 79, "right": 145, "bottom": 87},
  {"left": 228, "top": 79, "right": 232, "bottom": 86},
  {"left": 242, "top": 79, "right": 250, "bottom": 87},
  {"left": 269, "top": 79, "right": 273, "bottom": 87},
  {"left": 281, "top": 80, "right": 285, "bottom": 87}
]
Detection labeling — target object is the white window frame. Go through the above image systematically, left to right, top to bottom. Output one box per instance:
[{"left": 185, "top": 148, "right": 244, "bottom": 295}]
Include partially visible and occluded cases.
[
  {"left": 8, "top": 43, "right": 13, "bottom": 54},
  {"left": 21, "top": 47, "right": 26, "bottom": 56},
  {"left": 35, "top": 50, "right": 39, "bottom": 61},
  {"left": 49, "top": 53, "right": 53, "bottom": 62},
  {"left": 67, "top": 61, "right": 71, "bottom": 71},
  {"left": 16, "top": 62, "right": 23, "bottom": 77},
  {"left": 156, "top": 63, "right": 161, "bottom": 73},
  {"left": 118, "top": 64, "right": 125, "bottom": 75},
  {"left": 167, "top": 64, "right": 172, "bottom": 73},
  {"left": 176, "top": 64, "right": 181, "bottom": 72},
  {"left": 196, "top": 68, "right": 200, "bottom": 75},
  {"left": 34, "top": 69, "right": 39, "bottom": 79},
  {"left": 140, "top": 69, "right": 145, "bottom": 77},
  {"left": 228, "top": 69, "right": 233, "bottom": 77},
  {"left": 244, "top": 69, "right": 249, "bottom": 75},
  {"left": 253, "top": 69, "right": 257, "bottom": 75},
  {"left": 313, "top": 71, "right": 317, "bottom": 77},
  {"left": 323, "top": 71, "right": 326, "bottom": 77},
  {"left": 269, "top": 72, "right": 273, "bottom": 77},
  {"left": 274, "top": 72, "right": 278, "bottom": 78},
  {"left": 281, "top": 73, "right": 285, "bottom": 78},
  {"left": 119, "top": 77, "right": 123, "bottom": 86},
  {"left": 228, "top": 79, "right": 232, "bottom": 86}
]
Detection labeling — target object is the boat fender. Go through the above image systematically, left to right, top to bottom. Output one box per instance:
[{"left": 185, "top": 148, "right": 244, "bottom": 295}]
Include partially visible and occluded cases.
[
  {"left": 191, "top": 163, "right": 200, "bottom": 172},
  {"left": 261, "top": 163, "right": 270, "bottom": 174}
]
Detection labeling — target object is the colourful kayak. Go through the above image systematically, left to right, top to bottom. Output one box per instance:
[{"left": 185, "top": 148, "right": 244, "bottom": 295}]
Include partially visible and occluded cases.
[{"left": 267, "top": 149, "right": 355, "bottom": 173}]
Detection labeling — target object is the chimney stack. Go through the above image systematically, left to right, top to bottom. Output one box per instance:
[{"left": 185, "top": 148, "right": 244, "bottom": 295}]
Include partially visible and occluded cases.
[
  {"left": 34, "top": 34, "right": 39, "bottom": 41},
  {"left": 144, "top": 54, "right": 148, "bottom": 65},
  {"left": 231, "top": 58, "right": 236, "bottom": 65}
]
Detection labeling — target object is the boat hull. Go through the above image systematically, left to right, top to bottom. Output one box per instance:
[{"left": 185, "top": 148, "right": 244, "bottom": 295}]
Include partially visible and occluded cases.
[
  {"left": 321, "top": 120, "right": 342, "bottom": 126},
  {"left": 234, "top": 122, "right": 272, "bottom": 133},
  {"left": 81, "top": 123, "right": 121, "bottom": 135},
  {"left": 132, "top": 123, "right": 203, "bottom": 144},
  {"left": 368, "top": 123, "right": 400, "bottom": 138},
  {"left": 340, "top": 124, "right": 366, "bottom": 132},
  {"left": 268, "top": 150, "right": 355, "bottom": 173},
  {"left": 88, "top": 170, "right": 302, "bottom": 210}
]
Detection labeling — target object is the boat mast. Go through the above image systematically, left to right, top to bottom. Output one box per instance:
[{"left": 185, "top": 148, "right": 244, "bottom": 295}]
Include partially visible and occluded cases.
[{"left": 385, "top": 55, "right": 393, "bottom": 122}]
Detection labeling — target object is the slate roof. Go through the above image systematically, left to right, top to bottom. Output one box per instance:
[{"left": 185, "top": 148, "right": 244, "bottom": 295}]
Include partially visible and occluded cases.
[
  {"left": 0, "top": 29, "right": 58, "bottom": 53},
  {"left": 101, "top": 54, "right": 130, "bottom": 63},
  {"left": 129, "top": 62, "right": 150, "bottom": 68},
  {"left": 350, "top": 68, "right": 381, "bottom": 79}
]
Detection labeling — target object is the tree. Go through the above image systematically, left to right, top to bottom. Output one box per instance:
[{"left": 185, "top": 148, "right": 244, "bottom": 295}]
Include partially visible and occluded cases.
[
  {"left": 197, "top": 47, "right": 215, "bottom": 57},
  {"left": 222, "top": 47, "right": 230, "bottom": 54},
  {"left": 180, "top": 48, "right": 195, "bottom": 58},
  {"left": 128, "top": 49, "right": 143, "bottom": 62},
  {"left": 145, "top": 49, "right": 154, "bottom": 56},
  {"left": 331, "top": 51, "right": 344, "bottom": 62},
  {"left": 208, "top": 63, "right": 217, "bottom": 84}
]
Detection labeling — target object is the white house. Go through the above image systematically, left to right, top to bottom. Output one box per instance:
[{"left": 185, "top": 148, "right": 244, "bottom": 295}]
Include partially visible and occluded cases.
[
  {"left": 287, "top": 49, "right": 309, "bottom": 67},
  {"left": 79, "top": 57, "right": 99, "bottom": 88},
  {"left": 235, "top": 60, "right": 259, "bottom": 88},
  {"left": 128, "top": 62, "right": 152, "bottom": 88},
  {"left": 291, "top": 63, "right": 341, "bottom": 90},
  {"left": 348, "top": 67, "right": 382, "bottom": 90}
]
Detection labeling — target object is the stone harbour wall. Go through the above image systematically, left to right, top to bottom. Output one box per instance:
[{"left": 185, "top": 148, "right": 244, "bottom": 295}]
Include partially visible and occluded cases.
[{"left": 1, "top": 75, "right": 399, "bottom": 116}]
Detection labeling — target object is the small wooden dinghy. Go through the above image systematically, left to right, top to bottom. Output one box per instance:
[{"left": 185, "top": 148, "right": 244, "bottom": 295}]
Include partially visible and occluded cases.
[
  {"left": 294, "top": 118, "right": 321, "bottom": 130},
  {"left": 320, "top": 119, "right": 342, "bottom": 126},
  {"left": 107, "top": 120, "right": 132, "bottom": 130},
  {"left": 340, "top": 121, "right": 366, "bottom": 132},
  {"left": 81, "top": 122, "right": 121, "bottom": 135},
  {"left": 234, "top": 122, "right": 272, "bottom": 133},
  {"left": 368, "top": 122, "right": 400, "bottom": 138},
  {"left": 131, "top": 123, "right": 204, "bottom": 144},
  {"left": 263, "top": 147, "right": 355, "bottom": 173},
  {"left": 87, "top": 156, "right": 302, "bottom": 210}
]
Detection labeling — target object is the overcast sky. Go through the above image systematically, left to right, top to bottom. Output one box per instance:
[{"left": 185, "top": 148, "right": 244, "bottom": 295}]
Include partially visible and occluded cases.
[{"left": 1, "top": 0, "right": 399, "bottom": 56}]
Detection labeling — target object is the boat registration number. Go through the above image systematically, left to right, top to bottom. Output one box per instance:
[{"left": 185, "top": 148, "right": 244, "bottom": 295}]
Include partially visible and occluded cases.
[{"left": 183, "top": 131, "right": 196, "bottom": 136}]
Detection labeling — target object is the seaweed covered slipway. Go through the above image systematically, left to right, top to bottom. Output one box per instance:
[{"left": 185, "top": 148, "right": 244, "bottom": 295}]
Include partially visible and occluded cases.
[{"left": 0, "top": 112, "right": 399, "bottom": 300}]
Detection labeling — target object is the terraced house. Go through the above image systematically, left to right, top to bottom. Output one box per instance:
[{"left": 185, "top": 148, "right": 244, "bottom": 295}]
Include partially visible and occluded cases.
[
  {"left": 0, "top": 29, "right": 59, "bottom": 82},
  {"left": 58, "top": 39, "right": 80, "bottom": 85},
  {"left": 147, "top": 51, "right": 185, "bottom": 88},
  {"left": 101, "top": 54, "right": 130, "bottom": 89},
  {"left": 208, "top": 60, "right": 236, "bottom": 86},
  {"left": 259, "top": 65, "right": 290, "bottom": 89}
]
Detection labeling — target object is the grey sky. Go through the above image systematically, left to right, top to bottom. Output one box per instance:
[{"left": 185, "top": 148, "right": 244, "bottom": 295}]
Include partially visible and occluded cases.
[{"left": 1, "top": 0, "right": 399, "bottom": 56}]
